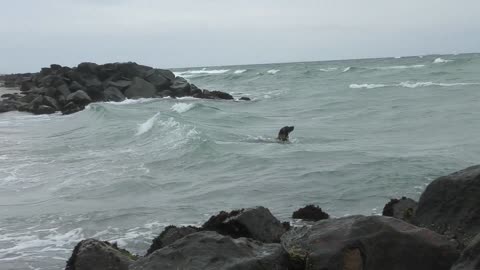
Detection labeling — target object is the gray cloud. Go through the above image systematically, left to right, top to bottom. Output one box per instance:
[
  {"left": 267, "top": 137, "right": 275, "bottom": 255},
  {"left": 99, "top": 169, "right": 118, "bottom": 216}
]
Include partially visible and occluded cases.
[{"left": 1, "top": 0, "right": 479, "bottom": 73}]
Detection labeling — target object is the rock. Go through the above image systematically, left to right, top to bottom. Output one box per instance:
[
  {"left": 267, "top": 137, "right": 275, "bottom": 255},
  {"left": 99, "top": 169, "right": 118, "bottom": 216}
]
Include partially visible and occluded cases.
[
  {"left": 76, "top": 62, "right": 98, "bottom": 74},
  {"left": 50, "top": 64, "right": 62, "bottom": 71},
  {"left": 144, "top": 69, "right": 174, "bottom": 90},
  {"left": 40, "top": 75, "right": 65, "bottom": 88},
  {"left": 82, "top": 76, "right": 103, "bottom": 101},
  {"left": 124, "top": 77, "right": 156, "bottom": 99},
  {"left": 169, "top": 77, "right": 191, "bottom": 96},
  {"left": 20, "top": 80, "right": 34, "bottom": 92},
  {"left": 107, "top": 80, "right": 131, "bottom": 92},
  {"left": 69, "top": 81, "right": 84, "bottom": 92},
  {"left": 56, "top": 84, "right": 71, "bottom": 98},
  {"left": 190, "top": 84, "right": 202, "bottom": 96},
  {"left": 103, "top": 86, "right": 125, "bottom": 102},
  {"left": 67, "top": 90, "right": 92, "bottom": 106},
  {"left": 158, "top": 90, "right": 173, "bottom": 98},
  {"left": 210, "top": 91, "right": 234, "bottom": 100},
  {"left": 19, "top": 93, "right": 39, "bottom": 104},
  {"left": 43, "top": 96, "right": 60, "bottom": 110},
  {"left": 239, "top": 97, "right": 251, "bottom": 101},
  {"left": 0, "top": 100, "right": 17, "bottom": 113},
  {"left": 61, "top": 102, "right": 83, "bottom": 115},
  {"left": 32, "top": 105, "right": 56, "bottom": 115},
  {"left": 414, "top": 165, "right": 480, "bottom": 246},
  {"left": 382, "top": 197, "right": 417, "bottom": 223},
  {"left": 292, "top": 205, "right": 329, "bottom": 221},
  {"left": 202, "top": 206, "right": 286, "bottom": 243},
  {"left": 281, "top": 215, "right": 458, "bottom": 270},
  {"left": 146, "top": 225, "right": 199, "bottom": 255},
  {"left": 131, "top": 231, "right": 289, "bottom": 270},
  {"left": 451, "top": 233, "right": 480, "bottom": 270},
  {"left": 65, "top": 239, "right": 136, "bottom": 270}
]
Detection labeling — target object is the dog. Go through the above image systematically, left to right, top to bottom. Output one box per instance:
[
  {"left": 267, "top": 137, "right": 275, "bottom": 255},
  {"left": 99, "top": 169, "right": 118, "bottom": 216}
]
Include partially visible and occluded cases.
[{"left": 277, "top": 126, "right": 294, "bottom": 142}]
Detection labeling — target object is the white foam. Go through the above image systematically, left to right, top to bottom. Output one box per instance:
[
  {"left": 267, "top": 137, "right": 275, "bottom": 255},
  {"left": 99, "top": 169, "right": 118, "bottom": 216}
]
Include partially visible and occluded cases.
[
  {"left": 433, "top": 57, "right": 453, "bottom": 64},
  {"left": 376, "top": 64, "right": 425, "bottom": 70},
  {"left": 319, "top": 67, "right": 338, "bottom": 72},
  {"left": 342, "top": 67, "right": 352, "bottom": 72},
  {"left": 174, "top": 68, "right": 230, "bottom": 77},
  {"left": 234, "top": 69, "right": 247, "bottom": 74},
  {"left": 267, "top": 69, "right": 280, "bottom": 74},
  {"left": 349, "top": 83, "right": 389, "bottom": 89},
  {"left": 107, "top": 98, "right": 157, "bottom": 105},
  {"left": 171, "top": 103, "right": 195, "bottom": 113},
  {"left": 136, "top": 112, "right": 159, "bottom": 136}
]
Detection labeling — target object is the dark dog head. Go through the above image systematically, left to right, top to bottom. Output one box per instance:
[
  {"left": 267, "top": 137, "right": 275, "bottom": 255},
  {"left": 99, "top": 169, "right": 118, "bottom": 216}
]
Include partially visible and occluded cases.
[{"left": 277, "top": 126, "right": 294, "bottom": 141}]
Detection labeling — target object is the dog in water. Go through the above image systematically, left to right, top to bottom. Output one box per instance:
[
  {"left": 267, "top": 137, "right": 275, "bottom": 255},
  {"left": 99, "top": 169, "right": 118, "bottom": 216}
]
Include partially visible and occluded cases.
[{"left": 277, "top": 126, "right": 294, "bottom": 142}]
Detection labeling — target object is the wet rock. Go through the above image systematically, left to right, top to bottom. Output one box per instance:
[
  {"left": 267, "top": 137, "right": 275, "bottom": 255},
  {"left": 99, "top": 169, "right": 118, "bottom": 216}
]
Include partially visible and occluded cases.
[
  {"left": 144, "top": 69, "right": 174, "bottom": 90},
  {"left": 124, "top": 77, "right": 156, "bottom": 99},
  {"left": 169, "top": 77, "right": 191, "bottom": 96},
  {"left": 20, "top": 80, "right": 34, "bottom": 91},
  {"left": 106, "top": 80, "right": 131, "bottom": 92},
  {"left": 69, "top": 81, "right": 84, "bottom": 92},
  {"left": 56, "top": 84, "right": 71, "bottom": 98},
  {"left": 103, "top": 86, "right": 125, "bottom": 102},
  {"left": 67, "top": 90, "right": 92, "bottom": 106},
  {"left": 210, "top": 90, "right": 234, "bottom": 100},
  {"left": 43, "top": 96, "right": 60, "bottom": 110},
  {"left": 239, "top": 96, "right": 251, "bottom": 101},
  {"left": 0, "top": 100, "right": 17, "bottom": 113},
  {"left": 61, "top": 102, "right": 83, "bottom": 115},
  {"left": 32, "top": 105, "right": 56, "bottom": 115},
  {"left": 414, "top": 165, "right": 480, "bottom": 246},
  {"left": 382, "top": 196, "right": 417, "bottom": 223},
  {"left": 292, "top": 205, "right": 329, "bottom": 221},
  {"left": 202, "top": 206, "right": 286, "bottom": 243},
  {"left": 281, "top": 215, "right": 458, "bottom": 270},
  {"left": 146, "top": 225, "right": 199, "bottom": 255},
  {"left": 131, "top": 231, "right": 289, "bottom": 270},
  {"left": 451, "top": 233, "right": 480, "bottom": 270},
  {"left": 65, "top": 239, "right": 136, "bottom": 270}
]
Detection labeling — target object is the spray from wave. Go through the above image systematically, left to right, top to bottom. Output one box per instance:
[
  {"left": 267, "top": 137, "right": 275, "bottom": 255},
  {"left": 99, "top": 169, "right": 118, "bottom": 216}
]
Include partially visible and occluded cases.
[
  {"left": 433, "top": 58, "right": 453, "bottom": 64},
  {"left": 234, "top": 69, "right": 247, "bottom": 74},
  {"left": 267, "top": 69, "right": 280, "bottom": 74},
  {"left": 171, "top": 103, "right": 195, "bottom": 113},
  {"left": 136, "top": 112, "right": 160, "bottom": 136}
]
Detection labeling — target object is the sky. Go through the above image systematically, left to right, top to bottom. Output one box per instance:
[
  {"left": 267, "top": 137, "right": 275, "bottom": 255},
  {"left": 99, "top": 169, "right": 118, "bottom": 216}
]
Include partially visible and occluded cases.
[{"left": 0, "top": 0, "right": 479, "bottom": 73}]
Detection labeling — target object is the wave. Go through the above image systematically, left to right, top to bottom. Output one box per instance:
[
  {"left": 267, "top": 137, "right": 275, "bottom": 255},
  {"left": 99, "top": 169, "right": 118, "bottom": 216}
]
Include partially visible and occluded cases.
[
  {"left": 433, "top": 58, "right": 453, "bottom": 64},
  {"left": 375, "top": 64, "right": 425, "bottom": 70},
  {"left": 319, "top": 67, "right": 338, "bottom": 72},
  {"left": 342, "top": 67, "right": 353, "bottom": 72},
  {"left": 174, "top": 68, "right": 230, "bottom": 78},
  {"left": 234, "top": 69, "right": 247, "bottom": 74},
  {"left": 267, "top": 69, "right": 280, "bottom": 74},
  {"left": 350, "top": 81, "right": 480, "bottom": 89},
  {"left": 106, "top": 98, "right": 158, "bottom": 105},
  {"left": 171, "top": 103, "right": 195, "bottom": 113},
  {"left": 136, "top": 112, "right": 159, "bottom": 136}
]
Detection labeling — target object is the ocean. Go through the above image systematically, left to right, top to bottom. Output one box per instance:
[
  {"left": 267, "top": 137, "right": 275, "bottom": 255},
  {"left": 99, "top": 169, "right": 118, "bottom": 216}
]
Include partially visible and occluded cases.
[{"left": 2, "top": 53, "right": 480, "bottom": 269}]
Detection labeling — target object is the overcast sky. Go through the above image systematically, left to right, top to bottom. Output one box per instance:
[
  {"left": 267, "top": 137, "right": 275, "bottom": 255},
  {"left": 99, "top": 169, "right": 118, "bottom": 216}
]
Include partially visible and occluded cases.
[{"left": 0, "top": 0, "right": 479, "bottom": 73}]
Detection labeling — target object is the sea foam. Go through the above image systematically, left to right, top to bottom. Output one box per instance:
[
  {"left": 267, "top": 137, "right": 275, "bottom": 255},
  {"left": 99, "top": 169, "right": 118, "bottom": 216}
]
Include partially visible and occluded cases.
[
  {"left": 433, "top": 58, "right": 453, "bottom": 64},
  {"left": 234, "top": 69, "right": 247, "bottom": 74},
  {"left": 267, "top": 69, "right": 280, "bottom": 74},
  {"left": 171, "top": 103, "right": 195, "bottom": 113},
  {"left": 136, "top": 112, "right": 159, "bottom": 136}
]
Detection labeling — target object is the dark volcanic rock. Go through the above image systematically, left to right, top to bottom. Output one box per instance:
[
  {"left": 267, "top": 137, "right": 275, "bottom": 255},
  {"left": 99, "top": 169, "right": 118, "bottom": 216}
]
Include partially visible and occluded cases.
[
  {"left": 144, "top": 69, "right": 174, "bottom": 90},
  {"left": 169, "top": 76, "right": 191, "bottom": 96},
  {"left": 124, "top": 77, "right": 156, "bottom": 99},
  {"left": 106, "top": 80, "right": 131, "bottom": 92},
  {"left": 69, "top": 81, "right": 84, "bottom": 92},
  {"left": 103, "top": 86, "right": 125, "bottom": 102},
  {"left": 67, "top": 90, "right": 92, "bottom": 106},
  {"left": 210, "top": 90, "right": 234, "bottom": 100},
  {"left": 239, "top": 96, "right": 251, "bottom": 101},
  {"left": 61, "top": 102, "right": 83, "bottom": 115},
  {"left": 32, "top": 105, "right": 56, "bottom": 115},
  {"left": 414, "top": 165, "right": 480, "bottom": 246},
  {"left": 382, "top": 196, "right": 417, "bottom": 223},
  {"left": 292, "top": 205, "right": 329, "bottom": 221},
  {"left": 202, "top": 206, "right": 286, "bottom": 243},
  {"left": 282, "top": 215, "right": 458, "bottom": 270},
  {"left": 146, "top": 225, "right": 199, "bottom": 255},
  {"left": 131, "top": 231, "right": 289, "bottom": 270},
  {"left": 451, "top": 233, "right": 480, "bottom": 270},
  {"left": 65, "top": 239, "right": 136, "bottom": 270}
]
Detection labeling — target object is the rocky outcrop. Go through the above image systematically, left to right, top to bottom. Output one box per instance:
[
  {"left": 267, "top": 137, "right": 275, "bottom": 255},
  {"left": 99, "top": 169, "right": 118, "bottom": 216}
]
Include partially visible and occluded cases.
[
  {"left": 0, "top": 62, "right": 236, "bottom": 115},
  {"left": 414, "top": 165, "right": 480, "bottom": 246},
  {"left": 382, "top": 196, "right": 417, "bottom": 223},
  {"left": 292, "top": 205, "right": 329, "bottom": 221},
  {"left": 202, "top": 206, "right": 286, "bottom": 243},
  {"left": 281, "top": 215, "right": 458, "bottom": 270},
  {"left": 146, "top": 225, "right": 199, "bottom": 255},
  {"left": 131, "top": 231, "right": 289, "bottom": 270},
  {"left": 451, "top": 233, "right": 480, "bottom": 270},
  {"left": 65, "top": 239, "right": 137, "bottom": 270}
]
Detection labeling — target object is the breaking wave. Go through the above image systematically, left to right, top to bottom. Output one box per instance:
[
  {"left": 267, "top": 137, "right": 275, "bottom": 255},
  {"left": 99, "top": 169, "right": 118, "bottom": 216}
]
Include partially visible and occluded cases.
[
  {"left": 433, "top": 58, "right": 453, "bottom": 64},
  {"left": 350, "top": 81, "right": 480, "bottom": 89},
  {"left": 171, "top": 103, "right": 195, "bottom": 113},
  {"left": 136, "top": 112, "right": 159, "bottom": 136}
]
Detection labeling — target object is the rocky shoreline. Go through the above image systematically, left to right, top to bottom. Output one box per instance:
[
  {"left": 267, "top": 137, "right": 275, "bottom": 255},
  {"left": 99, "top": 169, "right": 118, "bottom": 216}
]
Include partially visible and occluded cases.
[
  {"left": 0, "top": 62, "right": 249, "bottom": 115},
  {"left": 65, "top": 165, "right": 480, "bottom": 270}
]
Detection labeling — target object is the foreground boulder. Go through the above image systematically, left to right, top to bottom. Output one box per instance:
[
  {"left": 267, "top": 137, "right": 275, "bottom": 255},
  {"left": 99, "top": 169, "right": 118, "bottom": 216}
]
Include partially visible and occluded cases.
[
  {"left": 414, "top": 165, "right": 480, "bottom": 246},
  {"left": 382, "top": 196, "right": 417, "bottom": 223},
  {"left": 292, "top": 205, "right": 329, "bottom": 221},
  {"left": 202, "top": 206, "right": 286, "bottom": 243},
  {"left": 281, "top": 215, "right": 458, "bottom": 270},
  {"left": 146, "top": 225, "right": 199, "bottom": 255},
  {"left": 131, "top": 231, "right": 289, "bottom": 270},
  {"left": 451, "top": 233, "right": 480, "bottom": 270},
  {"left": 65, "top": 239, "right": 136, "bottom": 270}
]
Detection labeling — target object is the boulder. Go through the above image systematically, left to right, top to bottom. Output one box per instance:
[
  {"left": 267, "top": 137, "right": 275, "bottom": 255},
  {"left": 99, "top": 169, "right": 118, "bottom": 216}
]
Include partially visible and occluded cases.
[
  {"left": 76, "top": 62, "right": 98, "bottom": 74},
  {"left": 144, "top": 69, "right": 175, "bottom": 90},
  {"left": 39, "top": 75, "right": 65, "bottom": 88},
  {"left": 82, "top": 76, "right": 103, "bottom": 101},
  {"left": 124, "top": 77, "right": 156, "bottom": 99},
  {"left": 169, "top": 77, "right": 191, "bottom": 96},
  {"left": 20, "top": 80, "right": 34, "bottom": 92},
  {"left": 107, "top": 80, "right": 131, "bottom": 92},
  {"left": 69, "top": 81, "right": 84, "bottom": 92},
  {"left": 56, "top": 84, "right": 71, "bottom": 98},
  {"left": 103, "top": 86, "right": 125, "bottom": 102},
  {"left": 67, "top": 90, "right": 92, "bottom": 106},
  {"left": 210, "top": 90, "right": 234, "bottom": 100},
  {"left": 43, "top": 96, "right": 60, "bottom": 110},
  {"left": 239, "top": 97, "right": 251, "bottom": 101},
  {"left": 0, "top": 100, "right": 17, "bottom": 113},
  {"left": 61, "top": 102, "right": 83, "bottom": 115},
  {"left": 31, "top": 105, "right": 56, "bottom": 115},
  {"left": 414, "top": 165, "right": 480, "bottom": 246},
  {"left": 382, "top": 197, "right": 417, "bottom": 223},
  {"left": 292, "top": 205, "right": 329, "bottom": 221},
  {"left": 202, "top": 206, "right": 286, "bottom": 243},
  {"left": 281, "top": 215, "right": 458, "bottom": 270},
  {"left": 146, "top": 225, "right": 199, "bottom": 255},
  {"left": 131, "top": 231, "right": 289, "bottom": 270},
  {"left": 451, "top": 233, "right": 480, "bottom": 270},
  {"left": 65, "top": 239, "right": 136, "bottom": 270}
]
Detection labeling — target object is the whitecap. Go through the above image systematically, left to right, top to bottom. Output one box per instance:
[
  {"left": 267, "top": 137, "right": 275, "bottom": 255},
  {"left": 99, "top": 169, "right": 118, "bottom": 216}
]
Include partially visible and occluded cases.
[
  {"left": 433, "top": 57, "right": 453, "bottom": 64},
  {"left": 375, "top": 64, "right": 425, "bottom": 70},
  {"left": 319, "top": 67, "right": 338, "bottom": 72},
  {"left": 342, "top": 67, "right": 352, "bottom": 72},
  {"left": 174, "top": 68, "right": 230, "bottom": 77},
  {"left": 234, "top": 69, "right": 247, "bottom": 74},
  {"left": 267, "top": 69, "right": 280, "bottom": 74},
  {"left": 399, "top": 81, "right": 480, "bottom": 88},
  {"left": 349, "top": 83, "right": 389, "bottom": 89},
  {"left": 106, "top": 98, "right": 157, "bottom": 105},
  {"left": 171, "top": 103, "right": 195, "bottom": 113},
  {"left": 136, "top": 112, "right": 159, "bottom": 136}
]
